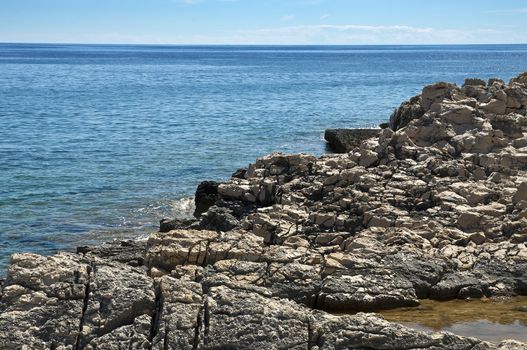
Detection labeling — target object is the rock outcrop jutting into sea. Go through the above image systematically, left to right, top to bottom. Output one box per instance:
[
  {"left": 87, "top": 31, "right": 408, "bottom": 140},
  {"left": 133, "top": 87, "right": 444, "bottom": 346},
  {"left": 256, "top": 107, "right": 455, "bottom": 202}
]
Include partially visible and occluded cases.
[{"left": 2, "top": 73, "right": 527, "bottom": 349}]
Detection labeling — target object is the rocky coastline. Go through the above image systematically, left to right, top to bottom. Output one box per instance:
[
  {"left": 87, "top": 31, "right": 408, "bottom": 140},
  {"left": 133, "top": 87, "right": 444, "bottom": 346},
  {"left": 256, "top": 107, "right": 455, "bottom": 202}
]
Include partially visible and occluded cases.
[{"left": 2, "top": 73, "right": 527, "bottom": 349}]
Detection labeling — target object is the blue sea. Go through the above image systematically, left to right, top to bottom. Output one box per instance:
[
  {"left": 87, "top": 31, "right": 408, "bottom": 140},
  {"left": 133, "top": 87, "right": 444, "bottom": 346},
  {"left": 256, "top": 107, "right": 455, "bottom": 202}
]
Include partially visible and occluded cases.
[{"left": 1, "top": 44, "right": 527, "bottom": 273}]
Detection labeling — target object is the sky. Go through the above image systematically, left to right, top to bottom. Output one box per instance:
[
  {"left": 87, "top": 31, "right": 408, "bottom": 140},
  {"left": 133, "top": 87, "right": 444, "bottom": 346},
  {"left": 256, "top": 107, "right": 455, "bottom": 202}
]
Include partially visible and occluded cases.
[{"left": 0, "top": 0, "right": 526, "bottom": 45}]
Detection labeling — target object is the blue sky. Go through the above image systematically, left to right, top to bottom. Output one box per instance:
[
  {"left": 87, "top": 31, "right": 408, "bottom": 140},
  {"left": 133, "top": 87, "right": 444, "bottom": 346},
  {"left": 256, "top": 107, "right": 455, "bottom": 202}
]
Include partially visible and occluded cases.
[{"left": 1, "top": 0, "right": 526, "bottom": 44}]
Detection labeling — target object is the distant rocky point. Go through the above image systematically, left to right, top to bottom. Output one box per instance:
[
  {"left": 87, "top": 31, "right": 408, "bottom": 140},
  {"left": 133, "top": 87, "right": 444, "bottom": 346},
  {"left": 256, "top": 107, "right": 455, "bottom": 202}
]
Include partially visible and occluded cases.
[{"left": 2, "top": 73, "right": 527, "bottom": 349}]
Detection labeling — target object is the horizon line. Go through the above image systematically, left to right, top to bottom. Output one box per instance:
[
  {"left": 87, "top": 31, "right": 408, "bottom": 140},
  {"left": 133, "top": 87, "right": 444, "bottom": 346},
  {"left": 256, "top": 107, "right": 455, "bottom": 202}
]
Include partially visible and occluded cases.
[{"left": 2, "top": 41, "right": 527, "bottom": 47}]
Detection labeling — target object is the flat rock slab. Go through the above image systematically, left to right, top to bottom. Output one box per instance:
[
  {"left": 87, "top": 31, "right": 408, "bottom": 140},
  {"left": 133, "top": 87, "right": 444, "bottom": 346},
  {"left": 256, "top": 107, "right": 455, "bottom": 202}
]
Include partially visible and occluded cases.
[{"left": 0, "top": 252, "right": 155, "bottom": 349}]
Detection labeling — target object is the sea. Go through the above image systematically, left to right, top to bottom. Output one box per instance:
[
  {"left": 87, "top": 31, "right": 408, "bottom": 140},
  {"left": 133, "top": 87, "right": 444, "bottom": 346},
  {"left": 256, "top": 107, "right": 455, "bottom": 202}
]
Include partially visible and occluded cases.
[{"left": 1, "top": 43, "right": 527, "bottom": 273}]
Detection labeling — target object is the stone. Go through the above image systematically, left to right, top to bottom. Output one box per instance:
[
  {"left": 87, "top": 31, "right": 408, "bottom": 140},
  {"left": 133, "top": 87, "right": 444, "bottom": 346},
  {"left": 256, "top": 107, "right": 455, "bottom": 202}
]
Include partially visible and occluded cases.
[
  {"left": 464, "top": 78, "right": 487, "bottom": 87},
  {"left": 421, "top": 82, "right": 457, "bottom": 110},
  {"left": 390, "top": 95, "right": 425, "bottom": 130},
  {"left": 481, "top": 99, "right": 507, "bottom": 115},
  {"left": 324, "top": 128, "right": 380, "bottom": 153},
  {"left": 358, "top": 149, "right": 378, "bottom": 167},
  {"left": 194, "top": 181, "right": 220, "bottom": 218},
  {"left": 513, "top": 182, "right": 527, "bottom": 204},
  {"left": 457, "top": 212, "right": 481, "bottom": 230},
  {"left": 159, "top": 217, "right": 196, "bottom": 233},
  {"left": 469, "top": 232, "right": 487, "bottom": 245},
  {"left": 77, "top": 239, "right": 147, "bottom": 266},
  {"left": 0, "top": 253, "right": 89, "bottom": 348},
  {"left": 78, "top": 258, "right": 155, "bottom": 348},
  {"left": 318, "top": 272, "right": 419, "bottom": 310},
  {"left": 150, "top": 276, "right": 203, "bottom": 349}
]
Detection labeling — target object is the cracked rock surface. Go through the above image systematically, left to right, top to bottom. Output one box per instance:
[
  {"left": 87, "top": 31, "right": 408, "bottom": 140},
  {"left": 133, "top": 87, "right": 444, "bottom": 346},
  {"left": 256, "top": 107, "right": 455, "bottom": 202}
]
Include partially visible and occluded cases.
[{"left": 2, "top": 73, "right": 527, "bottom": 349}]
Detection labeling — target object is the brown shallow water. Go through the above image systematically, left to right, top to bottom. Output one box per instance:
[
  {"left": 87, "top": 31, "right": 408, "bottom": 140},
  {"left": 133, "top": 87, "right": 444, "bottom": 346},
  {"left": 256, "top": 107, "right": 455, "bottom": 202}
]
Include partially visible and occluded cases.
[{"left": 378, "top": 297, "right": 527, "bottom": 343}]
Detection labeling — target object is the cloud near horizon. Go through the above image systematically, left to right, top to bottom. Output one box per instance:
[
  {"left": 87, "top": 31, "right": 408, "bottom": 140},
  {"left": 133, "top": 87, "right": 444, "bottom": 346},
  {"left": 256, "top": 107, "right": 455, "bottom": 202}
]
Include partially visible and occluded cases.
[
  {"left": 3, "top": 23, "right": 523, "bottom": 45},
  {"left": 222, "top": 24, "right": 517, "bottom": 45}
]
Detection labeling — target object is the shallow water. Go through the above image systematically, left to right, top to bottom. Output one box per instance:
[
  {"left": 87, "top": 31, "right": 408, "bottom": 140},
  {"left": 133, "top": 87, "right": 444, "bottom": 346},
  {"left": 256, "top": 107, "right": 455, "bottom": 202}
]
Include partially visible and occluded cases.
[
  {"left": 2, "top": 44, "right": 527, "bottom": 273},
  {"left": 380, "top": 297, "right": 527, "bottom": 343}
]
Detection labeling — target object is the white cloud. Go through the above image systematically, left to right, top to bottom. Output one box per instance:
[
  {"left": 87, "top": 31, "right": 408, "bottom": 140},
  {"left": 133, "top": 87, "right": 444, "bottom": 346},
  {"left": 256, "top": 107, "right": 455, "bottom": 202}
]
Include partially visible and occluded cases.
[
  {"left": 281, "top": 14, "right": 296, "bottom": 22},
  {"left": 321, "top": 14, "right": 330, "bottom": 20},
  {"left": 3, "top": 22, "right": 524, "bottom": 45},
  {"left": 224, "top": 24, "right": 522, "bottom": 45},
  {"left": 243, "top": 24, "right": 434, "bottom": 34}
]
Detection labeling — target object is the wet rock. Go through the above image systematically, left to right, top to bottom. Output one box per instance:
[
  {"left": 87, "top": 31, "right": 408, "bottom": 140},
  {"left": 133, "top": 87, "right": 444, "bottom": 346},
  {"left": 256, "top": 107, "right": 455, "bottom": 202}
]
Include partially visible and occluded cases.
[
  {"left": 324, "top": 128, "right": 380, "bottom": 153},
  {"left": 194, "top": 181, "right": 220, "bottom": 218},
  {"left": 198, "top": 206, "right": 240, "bottom": 231},
  {"left": 159, "top": 217, "right": 196, "bottom": 233},
  {"left": 77, "top": 239, "right": 147, "bottom": 266},
  {"left": 430, "top": 272, "right": 485, "bottom": 300}
]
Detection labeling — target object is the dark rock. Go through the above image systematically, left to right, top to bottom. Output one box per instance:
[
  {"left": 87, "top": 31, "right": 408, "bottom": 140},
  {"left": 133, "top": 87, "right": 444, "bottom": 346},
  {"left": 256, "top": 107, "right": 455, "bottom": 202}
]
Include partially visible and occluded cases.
[
  {"left": 463, "top": 78, "right": 487, "bottom": 87},
  {"left": 489, "top": 78, "right": 505, "bottom": 86},
  {"left": 389, "top": 95, "right": 425, "bottom": 130},
  {"left": 324, "top": 128, "right": 379, "bottom": 153},
  {"left": 231, "top": 168, "right": 247, "bottom": 179},
  {"left": 193, "top": 181, "right": 220, "bottom": 218},
  {"left": 198, "top": 206, "right": 240, "bottom": 232},
  {"left": 159, "top": 217, "right": 196, "bottom": 233},
  {"left": 77, "top": 240, "right": 147, "bottom": 267},
  {"left": 386, "top": 253, "right": 447, "bottom": 299},
  {"left": 474, "top": 259, "right": 527, "bottom": 296},
  {"left": 429, "top": 273, "right": 486, "bottom": 300},
  {"left": 458, "top": 285, "right": 485, "bottom": 299}
]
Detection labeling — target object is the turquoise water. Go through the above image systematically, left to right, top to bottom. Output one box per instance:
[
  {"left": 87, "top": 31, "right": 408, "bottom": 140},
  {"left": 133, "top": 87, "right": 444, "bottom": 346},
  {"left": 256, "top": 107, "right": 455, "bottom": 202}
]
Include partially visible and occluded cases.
[{"left": 1, "top": 44, "right": 527, "bottom": 272}]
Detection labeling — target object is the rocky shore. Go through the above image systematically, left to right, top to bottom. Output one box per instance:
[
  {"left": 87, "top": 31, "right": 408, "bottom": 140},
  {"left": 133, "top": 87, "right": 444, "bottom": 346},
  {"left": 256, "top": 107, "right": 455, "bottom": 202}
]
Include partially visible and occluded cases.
[{"left": 2, "top": 73, "right": 527, "bottom": 349}]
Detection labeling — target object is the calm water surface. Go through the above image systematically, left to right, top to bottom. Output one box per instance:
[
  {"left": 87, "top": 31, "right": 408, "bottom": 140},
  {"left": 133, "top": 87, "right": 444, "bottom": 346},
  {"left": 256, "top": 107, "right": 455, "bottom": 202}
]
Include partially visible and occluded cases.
[
  {"left": 1, "top": 44, "right": 527, "bottom": 272},
  {"left": 381, "top": 297, "right": 527, "bottom": 343}
]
